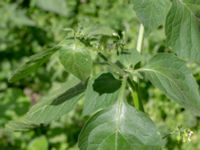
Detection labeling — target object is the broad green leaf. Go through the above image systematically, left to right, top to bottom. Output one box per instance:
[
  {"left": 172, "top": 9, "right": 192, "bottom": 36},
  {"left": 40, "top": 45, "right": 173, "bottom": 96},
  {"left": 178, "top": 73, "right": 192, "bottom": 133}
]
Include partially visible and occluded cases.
[
  {"left": 34, "top": 0, "right": 67, "bottom": 16},
  {"left": 132, "top": 0, "right": 170, "bottom": 33},
  {"left": 166, "top": 0, "right": 200, "bottom": 63},
  {"left": 183, "top": 0, "right": 200, "bottom": 17},
  {"left": 59, "top": 40, "right": 92, "bottom": 81},
  {"left": 9, "top": 47, "right": 58, "bottom": 82},
  {"left": 118, "top": 49, "right": 141, "bottom": 68},
  {"left": 139, "top": 53, "right": 200, "bottom": 116},
  {"left": 83, "top": 73, "right": 120, "bottom": 116},
  {"left": 6, "top": 76, "right": 86, "bottom": 130},
  {"left": 79, "top": 102, "right": 162, "bottom": 150},
  {"left": 28, "top": 136, "right": 48, "bottom": 150}
]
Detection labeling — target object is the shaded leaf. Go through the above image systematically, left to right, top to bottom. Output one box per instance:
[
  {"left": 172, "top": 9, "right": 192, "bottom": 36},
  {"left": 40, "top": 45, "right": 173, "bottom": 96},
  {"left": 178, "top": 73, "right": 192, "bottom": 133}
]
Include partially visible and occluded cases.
[
  {"left": 166, "top": 0, "right": 200, "bottom": 63},
  {"left": 59, "top": 40, "right": 92, "bottom": 81},
  {"left": 139, "top": 53, "right": 200, "bottom": 116},
  {"left": 93, "top": 73, "right": 121, "bottom": 95},
  {"left": 83, "top": 74, "right": 120, "bottom": 116},
  {"left": 79, "top": 102, "right": 162, "bottom": 150}
]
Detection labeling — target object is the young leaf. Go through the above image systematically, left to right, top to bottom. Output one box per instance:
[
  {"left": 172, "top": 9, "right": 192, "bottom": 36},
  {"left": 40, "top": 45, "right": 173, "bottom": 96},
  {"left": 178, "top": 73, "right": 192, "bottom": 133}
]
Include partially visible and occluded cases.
[
  {"left": 132, "top": 0, "right": 170, "bottom": 33},
  {"left": 166, "top": 0, "right": 200, "bottom": 64},
  {"left": 59, "top": 40, "right": 92, "bottom": 81},
  {"left": 9, "top": 47, "right": 58, "bottom": 82},
  {"left": 117, "top": 49, "right": 141, "bottom": 68},
  {"left": 139, "top": 53, "right": 200, "bottom": 116},
  {"left": 83, "top": 73, "right": 120, "bottom": 116},
  {"left": 6, "top": 76, "right": 86, "bottom": 130},
  {"left": 79, "top": 102, "right": 162, "bottom": 150},
  {"left": 27, "top": 136, "right": 48, "bottom": 150}
]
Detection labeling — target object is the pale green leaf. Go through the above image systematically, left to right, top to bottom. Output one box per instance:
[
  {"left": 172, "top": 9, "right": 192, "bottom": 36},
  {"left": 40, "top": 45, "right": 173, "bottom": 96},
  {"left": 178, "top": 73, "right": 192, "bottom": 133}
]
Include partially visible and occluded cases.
[
  {"left": 34, "top": 0, "right": 67, "bottom": 16},
  {"left": 132, "top": 0, "right": 170, "bottom": 33},
  {"left": 166, "top": 0, "right": 200, "bottom": 63},
  {"left": 183, "top": 0, "right": 200, "bottom": 17},
  {"left": 59, "top": 40, "right": 92, "bottom": 81},
  {"left": 9, "top": 47, "right": 58, "bottom": 82},
  {"left": 118, "top": 49, "right": 141, "bottom": 68},
  {"left": 139, "top": 53, "right": 200, "bottom": 116},
  {"left": 83, "top": 73, "right": 120, "bottom": 116},
  {"left": 6, "top": 76, "right": 86, "bottom": 130},
  {"left": 79, "top": 102, "right": 162, "bottom": 150},
  {"left": 28, "top": 136, "right": 48, "bottom": 150}
]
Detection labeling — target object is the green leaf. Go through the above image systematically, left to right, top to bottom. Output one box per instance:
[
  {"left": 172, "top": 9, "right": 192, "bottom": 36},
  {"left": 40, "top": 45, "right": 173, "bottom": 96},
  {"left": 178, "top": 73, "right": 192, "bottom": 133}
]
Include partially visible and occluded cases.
[
  {"left": 34, "top": 0, "right": 67, "bottom": 16},
  {"left": 132, "top": 0, "right": 170, "bottom": 33},
  {"left": 166, "top": 0, "right": 200, "bottom": 63},
  {"left": 183, "top": 0, "right": 200, "bottom": 17},
  {"left": 82, "top": 25, "right": 116, "bottom": 38},
  {"left": 59, "top": 40, "right": 93, "bottom": 81},
  {"left": 9, "top": 47, "right": 58, "bottom": 82},
  {"left": 117, "top": 49, "right": 142, "bottom": 68},
  {"left": 139, "top": 53, "right": 200, "bottom": 116},
  {"left": 83, "top": 73, "right": 120, "bottom": 116},
  {"left": 93, "top": 73, "right": 121, "bottom": 95},
  {"left": 6, "top": 76, "right": 86, "bottom": 130},
  {"left": 79, "top": 102, "right": 162, "bottom": 150},
  {"left": 28, "top": 136, "right": 48, "bottom": 150}
]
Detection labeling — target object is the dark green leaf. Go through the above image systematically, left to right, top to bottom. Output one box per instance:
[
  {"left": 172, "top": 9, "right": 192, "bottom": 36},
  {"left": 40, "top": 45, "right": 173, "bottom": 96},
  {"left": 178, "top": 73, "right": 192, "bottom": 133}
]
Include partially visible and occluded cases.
[
  {"left": 139, "top": 53, "right": 200, "bottom": 116},
  {"left": 93, "top": 73, "right": 121, "bottom": 95},
  {"left": 83, "top": 74, "right": 120, "bottom": 116},
  {"left": 79, "top": 101, "right": 162, "bottom": 150}
]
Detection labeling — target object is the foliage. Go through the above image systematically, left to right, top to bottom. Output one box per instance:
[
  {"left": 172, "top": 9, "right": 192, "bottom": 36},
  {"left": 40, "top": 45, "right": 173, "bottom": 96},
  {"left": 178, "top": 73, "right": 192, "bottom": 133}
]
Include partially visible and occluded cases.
[{"left": 0, "top": 0, "right": 200, "bottom": 149}]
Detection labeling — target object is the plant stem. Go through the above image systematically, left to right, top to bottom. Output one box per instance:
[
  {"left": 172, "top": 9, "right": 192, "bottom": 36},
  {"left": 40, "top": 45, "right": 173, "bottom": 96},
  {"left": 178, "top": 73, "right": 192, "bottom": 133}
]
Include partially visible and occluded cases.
[
  {"left": 131, "top": 24, "right": 145, "bottom": 112},
  {"left": 136, "top": 24, "right": 144, "bottom": 53},
  {"left": 118, "top": 75, "right": 128, "bottom": 103},
  {"left": 127, "top": 78, "right": 144, "bottom": 112}
]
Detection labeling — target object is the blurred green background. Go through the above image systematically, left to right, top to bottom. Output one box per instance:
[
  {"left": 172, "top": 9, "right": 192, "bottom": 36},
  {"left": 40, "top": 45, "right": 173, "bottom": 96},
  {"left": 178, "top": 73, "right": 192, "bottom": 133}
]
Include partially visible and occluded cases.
[{"left": 0, "top": 0, "right": 200, "bottom": 149}]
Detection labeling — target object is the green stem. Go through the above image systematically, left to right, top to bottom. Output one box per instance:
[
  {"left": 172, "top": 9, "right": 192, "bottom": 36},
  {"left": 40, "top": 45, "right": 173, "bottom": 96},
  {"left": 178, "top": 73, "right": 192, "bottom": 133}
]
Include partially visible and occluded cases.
[
  {"left": 129, "top": 23, "right": 145, "bottom": 112},
  {"left": 136, "top": 24, "right": 144, "bottom": 53},
  {"left": 118, "top": 75, "right": 128, "bottom": 102},
  {"left": 127, "top": 78, "right": 144, "bottom": 112}
]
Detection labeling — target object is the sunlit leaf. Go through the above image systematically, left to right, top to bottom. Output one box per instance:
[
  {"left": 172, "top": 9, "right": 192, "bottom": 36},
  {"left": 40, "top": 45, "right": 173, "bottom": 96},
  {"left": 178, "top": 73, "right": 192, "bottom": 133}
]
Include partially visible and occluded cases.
[
  {"left": 132, "top": 0, "right": 170, "bottom": 33},
  {"left": 166, "top": 0, "right": 200, "bottom": 63},
  {"left": 59, "top": 40, "right": 92, "bottom": 81},
  {"left": 139, "top": 53, "right": 200, "bottom": 116},
  {"left": 79, "top": 102, "right": 162, "bottom": 150}
]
